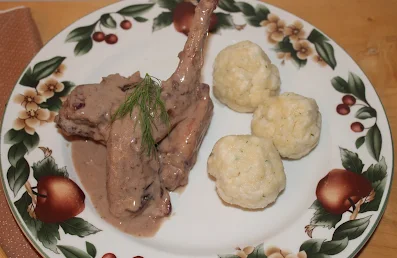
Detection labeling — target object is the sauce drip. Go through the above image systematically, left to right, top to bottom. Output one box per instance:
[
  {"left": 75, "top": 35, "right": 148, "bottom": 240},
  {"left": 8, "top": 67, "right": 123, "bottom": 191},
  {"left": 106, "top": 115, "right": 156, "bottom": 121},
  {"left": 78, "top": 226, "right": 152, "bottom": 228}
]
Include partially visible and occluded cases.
[{"left": 71, "top": 139, "right": 162, "bottom": 237}]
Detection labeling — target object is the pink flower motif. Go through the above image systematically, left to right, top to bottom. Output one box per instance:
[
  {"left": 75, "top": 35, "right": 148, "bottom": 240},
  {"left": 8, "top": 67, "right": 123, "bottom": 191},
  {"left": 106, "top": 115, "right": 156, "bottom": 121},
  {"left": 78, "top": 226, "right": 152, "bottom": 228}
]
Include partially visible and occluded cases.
[
  {"left": 260, "top": 13, "right": 286, "bottom": 44},
  {"left": 285, "top": 20, "right": 305, "bottom": 41},
  {"left": 292, "top": 40, "right": 314, "bottom": 60},
  {"left": 37, "top": 78, "right": 64, "bottom": 98},
  {"left": 13, "top": 89, "right": 45, "bottom": 110},
  {"left": 13, "top": 109, "right": 50, "bottom": 135}
]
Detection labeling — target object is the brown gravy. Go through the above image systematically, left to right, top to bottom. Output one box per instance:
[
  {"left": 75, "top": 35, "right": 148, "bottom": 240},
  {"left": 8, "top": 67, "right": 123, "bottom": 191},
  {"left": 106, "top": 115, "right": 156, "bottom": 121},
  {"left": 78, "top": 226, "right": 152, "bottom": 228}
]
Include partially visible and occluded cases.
[{"left": 71, "top": 139, "right": 162, "bottom": 237}]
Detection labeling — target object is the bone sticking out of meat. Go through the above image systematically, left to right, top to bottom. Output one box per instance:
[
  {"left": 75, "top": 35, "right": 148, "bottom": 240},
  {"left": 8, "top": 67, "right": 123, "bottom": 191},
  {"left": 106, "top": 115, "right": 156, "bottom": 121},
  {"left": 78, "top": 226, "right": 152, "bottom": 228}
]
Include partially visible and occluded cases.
[
  {"left": 55, "top": 0, "right": 217, "bottom": 220},
  {"left": 106, "top": 0, "right": 217, "bottom": 218},
  {"left": 160, "top": 0, "right": 218, "bottom": 122}
]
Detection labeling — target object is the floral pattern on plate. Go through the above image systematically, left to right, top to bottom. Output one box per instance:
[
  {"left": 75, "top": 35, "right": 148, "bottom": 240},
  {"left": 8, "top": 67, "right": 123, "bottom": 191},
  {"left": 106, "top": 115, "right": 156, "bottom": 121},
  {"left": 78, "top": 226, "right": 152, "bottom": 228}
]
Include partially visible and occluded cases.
[{"left": 0, "top": 0, "right": 392, "bottom": 258}]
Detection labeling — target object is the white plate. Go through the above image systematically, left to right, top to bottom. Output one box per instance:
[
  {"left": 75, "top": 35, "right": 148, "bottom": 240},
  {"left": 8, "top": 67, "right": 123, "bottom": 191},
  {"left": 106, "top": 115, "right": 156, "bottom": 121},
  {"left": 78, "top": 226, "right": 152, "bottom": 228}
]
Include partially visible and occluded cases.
[{"left": 1, "top": 1, "right": 393, "bottom": 258}]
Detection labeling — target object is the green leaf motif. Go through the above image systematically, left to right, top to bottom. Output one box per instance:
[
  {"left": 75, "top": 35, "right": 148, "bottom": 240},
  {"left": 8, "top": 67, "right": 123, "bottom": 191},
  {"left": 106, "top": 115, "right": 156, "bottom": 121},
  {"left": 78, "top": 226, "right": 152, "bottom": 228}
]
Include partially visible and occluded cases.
[
  {"left": 155, "top": 0, "right": 182, "bottom": 10},
  {"left": 218, "top": 0, "right": 240, "bottom": 12},
  {"left": 235, "top": 2, "right": 255, "bottom": 16},
  {"left": 117, "top": 4, "right": 155, "bottom": 17},
  {"left": 244, "top": 4, "right": 270, "bottom": 27},
  {"left": 254, "top": 5, "right": 270, "bottom": 21},
  {"left": 153, "top": 12, "right": 173, "bottom": 32},
  {"left": 214, "top": 13, "right": 235, "bottom": 30},
  {"left": 100, "top": 14, "right": 116, "bottom": 28},
  {"left": 133, "top": 16, "right": 148, "bottom": 22},
  {"left": 66, "top": 24, "right": 96, "bottom": 43},
  {"left": 307, "top": 29, "right": 329, "bottom": 43},
  {"left": 275, "top": 37, "right": 307, "bottom": 68},
  {"left": 74, "top": 38, "right": 93, "bottom": 56},
  {"left": 314, "top": 41, "right": 337, "bottom": 69},
  {"left": 33, "top": 56, "right": 66, "bottom": 81},
  {"left": 19, "top": 67, "right": 38, "bottom": 88},
  {"left": 347, "top": 72, "right": 367, "bottom": 103},
  {"left": 331, "top": 76, "right": 349, "bottom": 93},
  {"left": 56, "top": 81, "right": 76, "bottom": 97},
  {"left": 41, "top": 96, "right": 63, "bottom": 112},
  {"left": 356, "top": 106, "right": 376, "bottom": 119},
  {"left": 365, "top": 124, "right": 382, "bottom": 161},
  {"left": 4, "top": 129, "right": 25, "bottom": 145},
  {"left": 23, "top": 132, "right": 39, "bottom": 153},
  {"left": 355, "top": 136, "right": 365, "bottom": 149},
  {"left": 8, "top": 142, "right": 28, "bottom": 167},
  {"left": 339, "top": 147, "right": 364, "bottom": 173},
  {"left": 32, "top": 156, "right": 69, "bottom": 181},
  {"left": 361, "top": 157, "right": 387, "bottom": 213},
  {"left": 362, "top": 157, "right": 387, "bottom": 183},
  {"left": 8, "top": 158, "right": 30, "bottom": 196},
  {"left": 360, "top": 177, "right": 386, "bottom": 213},
  {"left": 14, "top": 192, "right": 43, "bottom": 239},
  {"left": 309, "top": 200, "right": 342, "bottom": 229},
  {"left": 332, "top": 215, "right": 372, "bottom": 241},
  {"left": 60, "top": 217, "right": 101, "bottom": 237},
  {"left": 37, "top": 223, "right": 60, "bottom": 253},
  {"left": 319, "top": 237, "right": 348, "bottom": 255},
  {"left": 300, "top": 238, "right": 325, "bottom": 253},
  {"left": 85, "top": 241, "right": 97, "bottom": 258},
  {"left": 247, "top": 243, "right": 266, "bottom": 258},
  {"left": 58, "top": 245, "right": 92, "bottom": 258},
  {"left": 303, "top": 254, "right": 330, "bottom": 258},
  {"left": 218, "top": 255, "right": 240, "bottom": 258}
]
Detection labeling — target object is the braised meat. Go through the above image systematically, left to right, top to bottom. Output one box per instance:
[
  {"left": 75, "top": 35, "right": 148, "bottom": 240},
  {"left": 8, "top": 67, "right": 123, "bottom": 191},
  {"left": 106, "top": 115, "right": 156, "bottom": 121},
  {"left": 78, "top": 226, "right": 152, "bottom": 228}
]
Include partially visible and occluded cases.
[{"left": 55, "top": 0, "right": 216, "bottom": 219}]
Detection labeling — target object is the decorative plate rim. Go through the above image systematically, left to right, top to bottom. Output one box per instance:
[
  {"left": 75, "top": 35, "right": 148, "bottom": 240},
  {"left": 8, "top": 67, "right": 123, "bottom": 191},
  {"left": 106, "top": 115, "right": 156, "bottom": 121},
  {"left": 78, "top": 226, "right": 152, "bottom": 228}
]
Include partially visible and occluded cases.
[{"left": 0, "top": 1, "right": 394, "bottom": 258}]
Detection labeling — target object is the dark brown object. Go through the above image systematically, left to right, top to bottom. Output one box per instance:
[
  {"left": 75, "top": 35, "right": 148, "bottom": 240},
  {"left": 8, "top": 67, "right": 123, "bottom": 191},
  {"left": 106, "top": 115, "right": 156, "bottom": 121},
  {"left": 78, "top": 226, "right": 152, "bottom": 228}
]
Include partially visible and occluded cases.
[
  {"left": 120, "top": 20, "right": 132, "bottom": 30},
  {"left": 93, "top": 31, "right": 105, "bottom": 42},
  {"left": 105, "top": 34, "right": 118, "bottom": 44},
  {"left": 342, "top": 95, "right": 356, "bottom": 106},
  {"left": 336, "top": 103, "right": 350, "bottom": 115},
  {"left": 351, "top": 122, "right": 364, "bottom": 132}
]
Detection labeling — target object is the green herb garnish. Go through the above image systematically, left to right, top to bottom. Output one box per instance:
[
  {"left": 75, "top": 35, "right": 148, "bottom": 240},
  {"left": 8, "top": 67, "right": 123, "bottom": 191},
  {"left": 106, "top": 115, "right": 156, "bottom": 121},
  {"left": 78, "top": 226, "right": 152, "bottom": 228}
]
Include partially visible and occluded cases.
[{"left": 112, "top": 73, "right": 169, "bottom": 156}]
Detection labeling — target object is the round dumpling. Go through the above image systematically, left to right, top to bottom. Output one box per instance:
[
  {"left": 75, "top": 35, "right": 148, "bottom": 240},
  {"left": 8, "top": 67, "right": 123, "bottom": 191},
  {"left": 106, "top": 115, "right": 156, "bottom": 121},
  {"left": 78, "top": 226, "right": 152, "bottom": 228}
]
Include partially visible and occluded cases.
[
  {"left": 213, "top": 40, "right": 280, "bottom": 113},
  {"left": 251, "top": 92, "right": 321, "bottom": 159},
  {"left": 207, "top": 135, "right": 286, "bottom": 209}
]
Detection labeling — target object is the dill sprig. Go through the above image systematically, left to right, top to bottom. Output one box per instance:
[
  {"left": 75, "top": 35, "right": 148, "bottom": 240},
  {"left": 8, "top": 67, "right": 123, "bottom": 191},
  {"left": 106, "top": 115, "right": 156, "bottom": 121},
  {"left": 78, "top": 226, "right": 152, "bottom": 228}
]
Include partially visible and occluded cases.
[{"left": 111, "top": 73, "right": 169, "bottom": 156}]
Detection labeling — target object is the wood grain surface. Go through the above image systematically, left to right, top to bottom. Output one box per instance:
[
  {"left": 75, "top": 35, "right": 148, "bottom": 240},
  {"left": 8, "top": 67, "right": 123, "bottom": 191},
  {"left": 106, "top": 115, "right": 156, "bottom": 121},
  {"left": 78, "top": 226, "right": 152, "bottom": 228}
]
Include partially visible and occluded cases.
[{"left": 0, "top": 1, "right": 396, "bottom": 257}]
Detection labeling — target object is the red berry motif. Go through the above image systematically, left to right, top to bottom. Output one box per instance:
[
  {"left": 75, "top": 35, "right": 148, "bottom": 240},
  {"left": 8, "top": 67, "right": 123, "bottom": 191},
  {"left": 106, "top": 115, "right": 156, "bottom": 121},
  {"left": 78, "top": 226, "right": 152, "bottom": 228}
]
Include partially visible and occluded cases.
[
  {"left": 173, "top": 2, "right": 195, "bottom": 35},
  {"left": 173, "top": 2, "right": 218, "bottom": 35},
  {"left": 209, "top": 13, "right": 218, "bottom": 33},
  {"left": 120, "top": 20, "right": 132, "bottom": 30},
  {"left": 92, "top": 31, "right": 105, "bottom": 42},
  {"left": 105, "top": 34, "right": 118, "bottom": 44},
  {"left": 342, "top": 95, "right": 356, "bottom": 106},
  {"left": 336, "top": 104, "right": 350, "bottom": 115},
  {"left": 351, "top": 122, "right": 364, "bottom": 132},
  {"left": 102, "top": 253, "right": 116, "bottom": 258},
  {"left": 133, "top": 256, "right": 144, "bottom": 258}
]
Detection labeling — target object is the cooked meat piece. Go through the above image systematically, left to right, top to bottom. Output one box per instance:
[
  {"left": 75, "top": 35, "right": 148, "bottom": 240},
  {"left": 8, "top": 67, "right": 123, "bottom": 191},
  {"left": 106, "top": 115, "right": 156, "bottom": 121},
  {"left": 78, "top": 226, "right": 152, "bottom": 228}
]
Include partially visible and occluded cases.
[
  {"left": 55, "top": 0, "right": 217, "bottom": 219},
  {"left": 56, "top": 72, "right": 142, "bottom": 144},
  {"left": 158, "top": 83, "right": 213, "bottom": 190},
  {"left": 107, "top": 116, "right": 171, "bottom": 217}
]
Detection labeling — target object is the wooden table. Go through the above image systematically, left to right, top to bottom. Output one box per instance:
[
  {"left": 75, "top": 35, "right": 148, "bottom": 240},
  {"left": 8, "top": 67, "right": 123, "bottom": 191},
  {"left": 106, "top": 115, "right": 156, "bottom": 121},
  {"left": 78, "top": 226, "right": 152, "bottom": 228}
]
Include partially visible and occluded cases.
[{"left": 0, "top": 0, "right": 396, "bottom": 257}]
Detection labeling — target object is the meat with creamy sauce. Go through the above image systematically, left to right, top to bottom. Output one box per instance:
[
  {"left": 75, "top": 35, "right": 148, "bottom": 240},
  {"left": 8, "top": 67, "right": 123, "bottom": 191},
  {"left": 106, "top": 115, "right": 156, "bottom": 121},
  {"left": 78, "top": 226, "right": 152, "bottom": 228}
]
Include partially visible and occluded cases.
[{"left": 55, "top": 0, "right": 216, "bottom": 223}]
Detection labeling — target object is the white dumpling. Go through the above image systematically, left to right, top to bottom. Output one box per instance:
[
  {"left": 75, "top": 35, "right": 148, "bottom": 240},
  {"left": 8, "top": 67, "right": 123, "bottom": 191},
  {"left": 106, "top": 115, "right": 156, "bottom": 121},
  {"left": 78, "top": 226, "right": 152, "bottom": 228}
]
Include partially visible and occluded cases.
[
  {"left": 213, "top": 40, "right": 280, "bottom": 113},
  {"left": 251, "top": 92, "right": 321, "bottom": 159},
  {"left": 207, "top": 135, "right": 286, "bottom": 209}
]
